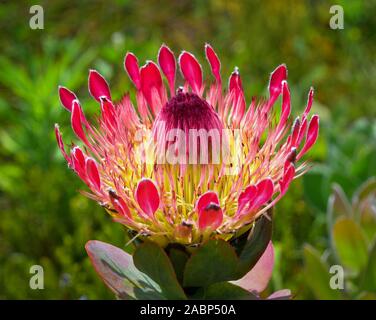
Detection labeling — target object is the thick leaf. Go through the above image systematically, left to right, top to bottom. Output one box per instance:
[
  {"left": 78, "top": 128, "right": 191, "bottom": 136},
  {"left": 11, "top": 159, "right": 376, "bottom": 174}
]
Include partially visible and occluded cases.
[
  {"left": 352, "top": 177, "right": 376, "bottom": 207},
  {"left": 354, "top": 177, "right": 376, "bottom": 240},
  {"left": 327, "top": 184, "right": 352, "bottom": 228},
  {"left": 359, "top": 202, "right": 376, "bottom": 241},
  {"left": 237, "top": 214, "right": 273, "bottom": 277},
  {"left": 183, "top": 216, "right": 273, "bottom": 288},
  {"left": 332, "top": 217, "right": 368, "bottom": 272},
  {"left": 183, "top": 239, "right": 239, "bottom": 287},
  {"left": 85, "top": 240, "right": 165, "bottom": 299},
  {"left": 360, "top": 240, "right": 376, "bottom": 293},
  {"left": 230, "top": 241, "right": 274, "bottom": 293},
  {"left": 133, "top": 242, "right": 187, "bottom": 300},
  {"left": 303, "top": 245, "right": 343, "bottom": 299},
  {"left": 168, "top": 248, "right": 189, "bottom": 285},
  {"left": 193, "top": 282, "right": 259, "bottom": 300}
]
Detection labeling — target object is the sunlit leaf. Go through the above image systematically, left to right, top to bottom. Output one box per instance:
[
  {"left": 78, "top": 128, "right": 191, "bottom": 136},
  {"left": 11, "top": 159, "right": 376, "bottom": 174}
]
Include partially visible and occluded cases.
[
  {"left": 236, "top": 214, "right": 273, "bottom": 277},
  {"left": 183, "top": 239, "right": 239, "bottom": 287},
  {"left": 86, "top": 240, "right": 166, "bottom": 299},
  {"left": 360, "top": 240, "right": 376, "bottom": 293},
  {"left": 133, "top": 242, "right": 187, "bottom": 299}
]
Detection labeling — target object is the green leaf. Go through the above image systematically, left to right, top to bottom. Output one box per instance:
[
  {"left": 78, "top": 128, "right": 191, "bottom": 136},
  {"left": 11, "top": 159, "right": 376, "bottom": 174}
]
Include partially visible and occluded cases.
[
  {"left": 352, "top": 177, "right": 376, "bottom": 206},
  {"left": 327, "top": 184, "right": 352, "bottom": 226},
  {"left": 359, "top": 204, "right": 376, "bottom": 242},
  {"left": 237, "top": 214, "right": 273, "bottom": 277},
  {"left": 183, "top": 216, "right": 273, "bottom": 289},
  {"left": 332, "top": 217, "right": 368, "bottom": 272},
  {"left": 183, "top": 239, "right": 239, "bottom": 287},
  {"left": 85, "top": 240, "right": 165, "bottom": 299},
  {"left": 360, "top": 240, "right": 376, "bottom": 293},
  {"left": 133, "top": 242, "right": 187, "bottom": 300},
  {"left": 303, "top": 245, "right": 343, "bottom": 300},
  {"left": 168, "top": 248, "right": 189, "bottom": 285},
  {"left": 194, "top": 282, "right": 259, "bottom": 300}
]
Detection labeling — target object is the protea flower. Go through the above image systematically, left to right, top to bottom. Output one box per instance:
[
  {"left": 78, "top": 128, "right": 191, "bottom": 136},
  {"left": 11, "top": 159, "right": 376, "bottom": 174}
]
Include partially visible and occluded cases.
[{"left": 55, "top": 44, "right": 319, "bottom": 247}]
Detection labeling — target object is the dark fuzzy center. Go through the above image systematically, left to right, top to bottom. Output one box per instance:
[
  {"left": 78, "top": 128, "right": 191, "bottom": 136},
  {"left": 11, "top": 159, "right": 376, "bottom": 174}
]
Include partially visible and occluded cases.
[{"left": 157, "top": 91, "right": 222, "bottom": 132}]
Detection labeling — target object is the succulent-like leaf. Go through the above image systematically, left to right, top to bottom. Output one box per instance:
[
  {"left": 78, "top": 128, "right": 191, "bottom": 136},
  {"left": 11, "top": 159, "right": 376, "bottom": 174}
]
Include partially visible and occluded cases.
[
  {"left": 352, "top": 177, "right": 376, "bottom": 207},
  {"left": 327, "top": 184, "right": 352, "bottom": 224},
  {"left": 359, "top": 202, "right": 376, "bottom": 241},
  {"left": 183, "top": 214, "right": 273, "bottom": 289},
  {"left": 236, "top": 214, "right": 273, "bottom": 277},
  {"left": 332, "top": 217, "right": 368, "bottom": 273},
  {"left": 183, "top": 239, "right": 239, "bottom": 287},
  {"left": 85, "top": 240, "right": 166, "bottom": 299},
  {"left": 360, "top": 240, "right": 376, "bottom": 293},
  {"left": 230, "top": 241, "right": 274, "bottom": 293},
  {"left": 133, "top": 242, "right": 187, "bottom": 300},
  {"left": 303, "top": 244, "right": 343, "bottom": 299},
  {"left": 168, "top": 248, "right": 189, "bottom": 285}
]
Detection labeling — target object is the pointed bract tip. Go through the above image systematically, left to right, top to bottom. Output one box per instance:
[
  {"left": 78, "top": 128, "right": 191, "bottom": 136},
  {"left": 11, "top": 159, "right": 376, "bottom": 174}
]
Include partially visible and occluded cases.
[
  {"left": 178, "top": 51, "right": 203, "bottom": 94},
  {"left": 124, "top": 52, "right": 141, "bottom": 90},
  {"left": 269, "top": 64, "right": 288, "bottom": 96},
  {"left": 88, "top": 69, "right": 111, "bottom": 102},
  {"left": 58, "top": 86, "right": 77, "bottom": 112}
]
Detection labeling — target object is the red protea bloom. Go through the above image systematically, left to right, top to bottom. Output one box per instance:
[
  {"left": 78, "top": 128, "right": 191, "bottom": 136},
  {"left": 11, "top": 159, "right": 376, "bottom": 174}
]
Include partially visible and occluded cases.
[{"left": 55, "top": 44, "right": 319, "bottom": 246}]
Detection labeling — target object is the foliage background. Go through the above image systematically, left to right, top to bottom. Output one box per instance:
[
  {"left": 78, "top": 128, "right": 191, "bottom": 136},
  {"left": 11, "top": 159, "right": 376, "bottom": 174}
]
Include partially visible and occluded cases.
[{"left": 0, "top": 0, "right": 375, "bottom": 299}]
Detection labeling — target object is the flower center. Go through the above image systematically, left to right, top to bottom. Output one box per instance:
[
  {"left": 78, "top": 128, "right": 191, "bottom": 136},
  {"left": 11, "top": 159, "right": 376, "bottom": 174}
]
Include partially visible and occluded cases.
[
  {"left": 152, "top": 91, "right": 224, "bottom": 165},
  {"left": 156, "top": 91, "right": 223, "bottom": 132}
]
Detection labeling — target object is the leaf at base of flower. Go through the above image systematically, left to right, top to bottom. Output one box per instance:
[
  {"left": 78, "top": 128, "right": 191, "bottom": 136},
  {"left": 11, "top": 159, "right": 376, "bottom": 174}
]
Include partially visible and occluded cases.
[
  {"left": 236, "top": 213, "right": 273, "bottom": 277},
  {"left": 183, "top": 214, "right": 273, "bottom": 290},
  {"left": 183, "top": 239, "right": 239, "bottom": 288},
  {"left": 85, "top": 240, "right": 186, "bottom": 300},
  {"left": 133, "top": 241, "right": 187, "bottom": 300},
  {"left": 230, "top": 241, "right": 274, "bottom": 293},
  {"left": 168, "top": 248, "right": 189, "bottom": 285}
]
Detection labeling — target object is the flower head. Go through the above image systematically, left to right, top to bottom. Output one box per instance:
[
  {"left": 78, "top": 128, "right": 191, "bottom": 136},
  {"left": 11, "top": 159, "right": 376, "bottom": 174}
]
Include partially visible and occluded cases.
[{"left": 56, "top": 44, "right": 319, "bottom": 246}]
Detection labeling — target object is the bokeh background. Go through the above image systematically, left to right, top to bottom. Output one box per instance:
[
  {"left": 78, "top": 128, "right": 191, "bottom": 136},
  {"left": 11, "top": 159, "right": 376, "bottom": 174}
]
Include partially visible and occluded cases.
[{"left": 0, "top": 0, "right": 375, "bottom": 299}]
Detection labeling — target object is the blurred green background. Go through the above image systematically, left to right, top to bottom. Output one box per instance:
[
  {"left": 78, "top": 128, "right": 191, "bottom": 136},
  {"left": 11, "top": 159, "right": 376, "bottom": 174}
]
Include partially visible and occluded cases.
[{"left": 0, "top": 0, "right": 375, "bottom": 299}]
